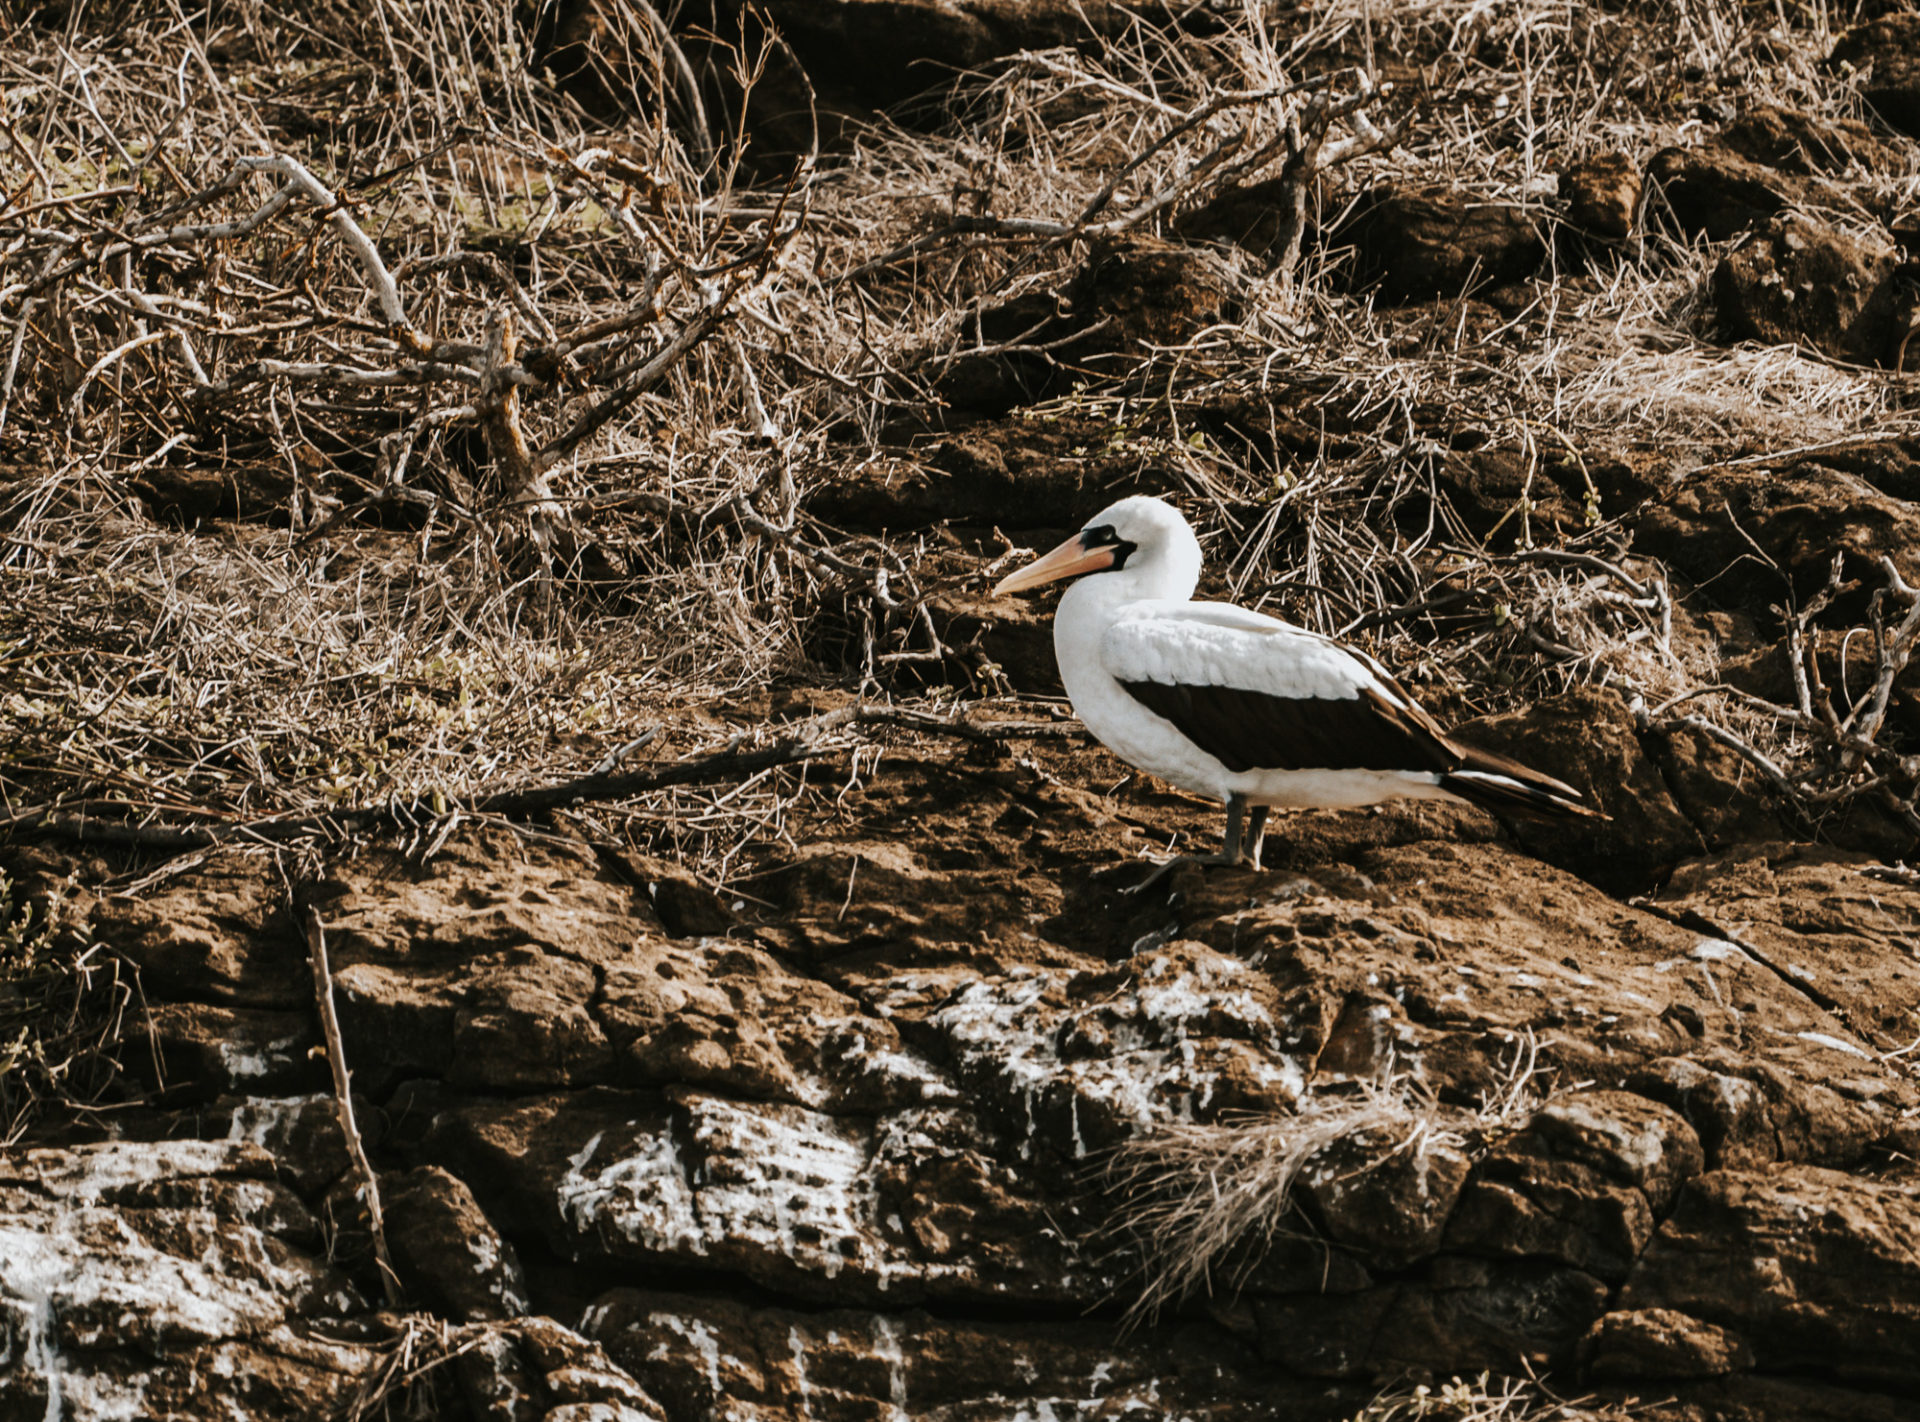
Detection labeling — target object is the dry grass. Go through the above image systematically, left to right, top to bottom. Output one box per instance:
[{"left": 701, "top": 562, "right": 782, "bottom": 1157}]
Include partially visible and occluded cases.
[
  {"left": 0, "top": 869, "right": 136, "bottom": 1145},
  {"left": 1105, "top": 1033, "right": 1543, "bottom": 1325},
  {"left": 1106, "top": 1085, "right": 1459, "bottom": 1321},
  {"left": 1350, "top": 1370, "right": 1655, "bottom": 1422}
]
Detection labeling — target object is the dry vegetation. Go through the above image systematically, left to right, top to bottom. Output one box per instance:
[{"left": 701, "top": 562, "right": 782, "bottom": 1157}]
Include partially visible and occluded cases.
[
  {"left": 2, "top": 0, "right": 1916, "bottom": 872},
  {"left": 1106, "top": 1032, "right": 1543, "bottom": 1324},
  {"left": 1347, "top": 1370, "right": 1654, "bottom": 1422}
]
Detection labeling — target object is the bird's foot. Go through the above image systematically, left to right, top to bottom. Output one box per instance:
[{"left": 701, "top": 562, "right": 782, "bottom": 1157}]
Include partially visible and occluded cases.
[{"left": 1121, "top": 850, "right": 1255, "bottom": 896}]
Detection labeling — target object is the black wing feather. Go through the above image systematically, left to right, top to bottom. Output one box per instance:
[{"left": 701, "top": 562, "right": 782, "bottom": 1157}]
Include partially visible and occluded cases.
[
  {"left": 1116, "top": 677, "right": 1603, "bottom": 820},
  {"left": 1117, "top": 679, "right": 1457, "bottom": 775}
]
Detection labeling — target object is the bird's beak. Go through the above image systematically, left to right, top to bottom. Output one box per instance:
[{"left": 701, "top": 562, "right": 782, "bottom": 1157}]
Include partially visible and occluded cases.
[{"left": 991, "top": 533, "right": 1115, "bottom": 596}]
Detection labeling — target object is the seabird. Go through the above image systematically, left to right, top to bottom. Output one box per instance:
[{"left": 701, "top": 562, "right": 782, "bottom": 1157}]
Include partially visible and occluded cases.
[{"left": 991, "top": 495, "right": 1602, "bottom": 876}]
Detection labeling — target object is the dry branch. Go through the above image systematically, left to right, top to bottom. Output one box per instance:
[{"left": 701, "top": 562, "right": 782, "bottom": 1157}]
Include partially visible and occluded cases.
[
  {"left": 843, "top": 64, "right": 1401, "bottom": 288},
  {"left": 1641, "top": 554, "right": 1920, "bottom": 829},
  {"left": 303, "top": 905, "right": 402, "bottom": 1308}
]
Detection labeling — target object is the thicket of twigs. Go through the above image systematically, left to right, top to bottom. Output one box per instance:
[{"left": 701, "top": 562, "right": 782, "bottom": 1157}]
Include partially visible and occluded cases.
[{"left": 3, "top": 0, "right": 1917, "bottom": 875}]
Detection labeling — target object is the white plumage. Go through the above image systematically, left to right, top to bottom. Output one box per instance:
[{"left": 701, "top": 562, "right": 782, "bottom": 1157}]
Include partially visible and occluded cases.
[{"left": 992, "top": 495, "right": 1599, "bottom": 872}]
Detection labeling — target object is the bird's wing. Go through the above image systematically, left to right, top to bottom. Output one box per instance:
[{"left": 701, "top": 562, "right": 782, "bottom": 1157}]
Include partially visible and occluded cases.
[{"left": 1101, "top": 603, "right": 1459, "bottom": 776}]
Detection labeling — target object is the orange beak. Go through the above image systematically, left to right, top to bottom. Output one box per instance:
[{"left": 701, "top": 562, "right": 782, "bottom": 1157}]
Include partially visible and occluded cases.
[{"left": 991, "top": 533, "right": 1116, "bottom": 596}]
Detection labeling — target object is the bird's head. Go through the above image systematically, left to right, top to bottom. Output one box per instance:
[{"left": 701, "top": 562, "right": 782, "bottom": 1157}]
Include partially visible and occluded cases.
[{"left": 991, "top": 495, "right": 1200, "bottom": 600}]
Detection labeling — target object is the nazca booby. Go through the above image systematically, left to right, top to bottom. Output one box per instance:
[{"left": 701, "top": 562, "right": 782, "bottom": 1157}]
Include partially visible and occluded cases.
[{"left": 991, "top": 495, "right": 1601, "bottom": 873}]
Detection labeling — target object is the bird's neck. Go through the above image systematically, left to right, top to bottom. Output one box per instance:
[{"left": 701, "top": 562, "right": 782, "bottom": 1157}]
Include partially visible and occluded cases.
[{"left": 1054, "top": 553, "right": 1197, "bottom": 683}]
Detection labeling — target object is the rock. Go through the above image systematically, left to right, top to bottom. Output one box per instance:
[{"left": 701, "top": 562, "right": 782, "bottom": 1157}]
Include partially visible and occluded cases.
[
  {"left": 542, "top": 0, "right": 1158, "bottom": 152},
  {"left": 737, "top": 0, "right": 1153, "bottom": 110},
  {"left": 1830, "top": 13, "right": 1920, "bottom": 139},
  {"left": 1720, "top": 104, "right": 1903, "bottom": 178},
  {"left": 1644, "top": 112, "right": 1896, "bottom": 244},
  {"left": 1651, "top": 143, "right": 1781, "bottom": 240},
  {"left": 1562, "top": 151, "right": 1641, "bottom": 239},
  {"left": 1176, "top": 172, "right": 1309, "bottom": 257},
  {"left": 1338, "top": 184, "right": 1545, "bottom": 303},
  {"left": 1709, "top": 212, "right": 1902, "bottom": 366},
  {"left": 1074, "top": 233, "right": 1242, "bottom": 350},
  {"left": 935, "top": 234, "right": 1243, "bottom": 412},
  {"left": 806, "top": 410, "right": 1156, "bottom": 532},
  {"left": 1421, "top": 442, "right": 1594, "bottom": 545},
  {"left": 128, "top": 458, "right": 297, "bottom": 525},
  {"left": 1631, "top": 460, "right": 1920, "bottom": 613},
  {"left": 1449, "top": 686, "right": 1704, "bottom": 887},
  {"left": 1651, "top": 721, "right": 1796, "bottom": 850},
  {"left": 17, "top": 741, "right": 1920, "bottom": 1422},
  {"left": 16, "top": 796, "right": 1920, "bottom": 1421},
  {"left": 315, "top": 831, "right": 941, "bottom": 1105},
  {"left": 1194, "top": 833, "right": 1906, "bottom": 1113},
  {"left": 1657, "top": 844, "right": 1920, "bottom": 1059},
  {"left": 622, "top": 855, "right": 738, "bottom": 937},
  {"left": 92, "top": 858, "right": 301, "bottom": 1007},
  {"left": 601, "top": 935, "right": 939, "bottom": 1112},
  {"left": 872, "top": 939, "right": 1306, "bottom": 1156},
  {"left": 453, "top": 948, "right": 614, "bottom": 1092},
  {"left": 137, "top": 1001, "right": 320, "bottom": 1101},
  {"left": 1628, "top": 1051, "right": 1774, "bottom": 1166},
  {"left": 1625, "top": 1054, "right": 1887, "bottom": 1173},
  {"left": 406, "top": 1085, "right": 1095, "bottom": 1305},
  {"left": 1444, "top": 1090, "right": 1703, "bottom": 1283},
  {"left": 1529, "top": 1090, "right": 1705, "bottom": 1212},
  {"left": 192, "top": 1093, "right": 358, "bottom": 1194},
  {"left": 1296, "top": 1126, "right": 1472, "bottom": 1270},
  {"left": 0, "top": 1140, "right": 369, "bottom": 1420},
  {"left": 1446, "top": 1142, "right": 1654, "bottom": 1282},
  {"left": 384, "top": 1165, "right": 529, "bottom": 1322},
  {"left": 1622, "top": 1166, "right": 1920, "bottom": 1391},
  {"left": 1232, "top": 1232, "right": 1375, "bottom": 1295},
  {"left": 1253, "top": 1257, "right": 1610, "bottom": 1379},
  {"left": 1249, "top": 1286, "right": 1394, "bottom": 1378},
  {"left": 585, "top": 1287, "right": 1362, "bottom": 1421},
  {"left": 1582, "top": 1306, "right": 1755, "bottom": 1381},
  {"left": 447, "top": 1315, "right": 667, "bottom": 1421},
  {"left": 512, "top": 1315, "right": 666, "bottom": 1418},
  {"left": 1663, "top": 1375, "right": 1920, "bottom": 1422}
]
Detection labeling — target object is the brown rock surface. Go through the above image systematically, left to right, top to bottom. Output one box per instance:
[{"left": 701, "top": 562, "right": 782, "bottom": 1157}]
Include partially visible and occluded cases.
[
  {"left": 1831, "top": 13, "right": 1920, "bottom": 139},
  {"left": 1643, "top": 104, "right": 1899, "bottom": 244},
  {"left": 1646, "top": 144, "right": 1793, "bottom": 242},
  {"left": 1562, "top": 151, "right": 1642, "bottom": 239},
  {"left": 1338, "top": 184, "right": 1546, "bottom": 303},
  {"left": 1709, "top": 213, "right": 1903, "bottom": 367},
  {"left": 934, "top": 233, "right": 1243, "bottom": 412},
  {"left": 19, "top": 739, "right": 1918, "bottom": 1415},
  {"left": 1622, "top": 1167, "right": 1920, "bottom": 1390},
  {"left": 1583, "top": 1306, "right": 1756, "bottom": 1381}
]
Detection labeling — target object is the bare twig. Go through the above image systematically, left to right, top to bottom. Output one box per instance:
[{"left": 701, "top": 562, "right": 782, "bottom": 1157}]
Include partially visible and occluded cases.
[{"left": 303, "top": 905, "right": 402, "bottom": 1308}]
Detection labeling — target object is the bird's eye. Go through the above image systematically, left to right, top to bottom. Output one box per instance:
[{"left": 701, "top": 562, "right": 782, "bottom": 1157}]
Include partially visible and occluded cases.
[{"left": 1080, "top": 524, "right": 1120, "bottom": 548}]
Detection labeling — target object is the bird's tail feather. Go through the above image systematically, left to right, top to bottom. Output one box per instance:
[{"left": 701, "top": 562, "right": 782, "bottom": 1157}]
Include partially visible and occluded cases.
[{"left": 1439, "top": 765, "right": 1607, "bottom": 821}]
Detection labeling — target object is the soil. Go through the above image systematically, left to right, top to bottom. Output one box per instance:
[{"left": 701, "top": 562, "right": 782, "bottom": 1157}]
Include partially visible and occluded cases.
[{"left": 6, "top": 3, "right": 1920, "bottom": 1422}]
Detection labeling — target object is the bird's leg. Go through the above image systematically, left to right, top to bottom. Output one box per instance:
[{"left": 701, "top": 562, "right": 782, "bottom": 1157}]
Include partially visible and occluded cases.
[
  {"left": 1220, "top": 793, "right": 1246, "bottom": 863},
  {"left": 1124, "top": 794, "right": 1261, "bottom": 895},
  {"left": 1246, "top": 804, "right": 1270, "bottom": 872}
]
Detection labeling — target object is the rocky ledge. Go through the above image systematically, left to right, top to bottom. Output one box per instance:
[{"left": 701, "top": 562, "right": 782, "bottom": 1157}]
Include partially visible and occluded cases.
[{"left": 5, "top": 729, "right": 1919, "bottom": 1419}]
